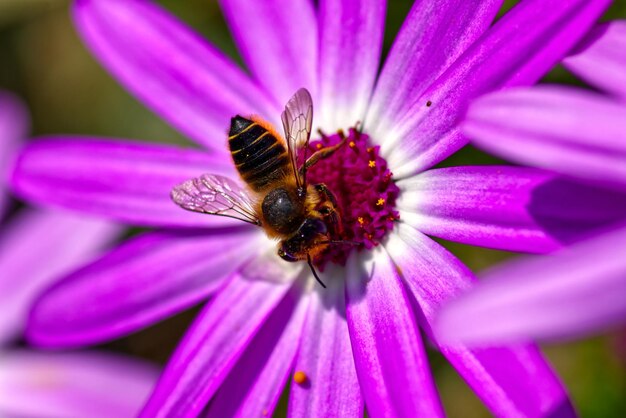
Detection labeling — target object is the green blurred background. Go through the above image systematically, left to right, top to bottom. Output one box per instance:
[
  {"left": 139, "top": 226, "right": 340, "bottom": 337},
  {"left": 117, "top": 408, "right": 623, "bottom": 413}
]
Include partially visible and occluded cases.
[{"left": 1, "top": 0, "right": 625, "bottom": 416}]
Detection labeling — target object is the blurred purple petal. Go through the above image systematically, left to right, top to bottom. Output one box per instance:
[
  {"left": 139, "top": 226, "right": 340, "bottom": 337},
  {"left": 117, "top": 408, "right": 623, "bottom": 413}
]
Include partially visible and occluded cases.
[
  {"left": 73, "top": 0, "right": 280, "bottom": 151},
  {"left": 218, "top": 0, "right": 317, "bottom": 107},
  {"left": 317, "top": 0, "right": 385, "bottom": 132},
  {"left": 367, "top": 0, "right": 501, "bottom": 141},
  {"left": 383, "top": 0, "right": 611, "bottom": 178},
  {"left": 564, "top": 21, "right": 626, "bottom": 100},
  {"left": 464, "top": 86, "right": 626, "bottom": 192},
  {"left": 0, "top": 91, "right": 28, "bottom": 218},
  {"left": 11, "top": 137, "right": 243, "bottom": 228},
  {"left": 397, "top": 166, "right": 626, "bottom": 253},
  {"left": 0, "top": 209, "right": 119, "bottom": 346},
  {"left": 387, "top": 225, "right": 575, "bottom": 417},
  {"left": 437, "top": 225, "right": 626, "bottom": 345},
  {"left": 27, "top": 228, "right": 263, "bottom": 347},
  {"left": 346, "top": 249, "right": 444, "bottom": 417},
  {"left": 140, "top": 263, "right": 300, "bottom": 417},
  {"left": 289, "top": 276, "right": 362, "bottom": 417},
  {"left": 206, "top": 292, "right": 309, "bottom": 418},
  {"left": 443, "top": 345, "right": 576, "bottom": 418},
  {"left": 0, "top": 351, "right": 158, "bottom": 418}
]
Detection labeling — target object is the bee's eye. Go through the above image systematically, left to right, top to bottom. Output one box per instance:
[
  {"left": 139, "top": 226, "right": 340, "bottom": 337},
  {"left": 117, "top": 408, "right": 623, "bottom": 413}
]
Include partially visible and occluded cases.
[
  {"left": 300, "top": 218, "right": 327, "bottom": 237},
  {"left": 278, "top": 247, "right": 298, "bottom": 262}
]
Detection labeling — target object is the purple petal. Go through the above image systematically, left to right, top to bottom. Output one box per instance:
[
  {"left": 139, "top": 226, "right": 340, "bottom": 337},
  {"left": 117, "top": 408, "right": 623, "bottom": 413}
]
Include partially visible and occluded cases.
[
  {"left": 73, "top": 0, "right": 280, "bottom": 151},
  {"left": 218, "top": 0, "right": 317, "bottom": 107},
  {"left": 317, "top": 0, "right": 386, "bottom": 132},
  {"left": 367, "top": 0, "right": 501, "bottom": 141},
  {"left": 382, "top": 0, "right": 611, "bottom": 178},
  {"left": 564, "top": 21, "right": 626, "bottom": 100},
  {"left": 464, "top": 86, "right": 626, "bottom": 192},
  {"left": 0, "top": 91, "right": 29, "bottom": 218},
  {"left": 11, "top": 137, "right": 243, "bottom": 228},
  {"left": 398, "top": 166, "right": 626, "bottom": 253},
  {"left": 0, "top": 209, "right": 119, "bottom": 346},
  {"left": 437, "top": 224, "right": 626, "bottom": 345},
  {"left": 387, "top": 225, "right": 575, "bottom": 417},
  {"left": 27, "top": 228, "right": 263, "bottom": 347},
  {"left": 345, "top": 249, "right": 444, "bottom": 417},
  {"left": 140, "top": 262, "right": 300, "bottom": 417},
  {"left": 289, "top": 276, "right": 363, "bottom": 417},
  {"left": 206, "top": 291, "right": 309, "bottom": 418},
  {"left": 0, "top": 350, "right": 158, "bottom": 418}
]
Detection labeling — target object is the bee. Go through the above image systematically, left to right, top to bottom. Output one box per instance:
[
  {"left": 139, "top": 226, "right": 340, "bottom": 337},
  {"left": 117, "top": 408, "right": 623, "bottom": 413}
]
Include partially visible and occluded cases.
[{"left": 171, "top": 89, "right": 346, "bottom": 288}]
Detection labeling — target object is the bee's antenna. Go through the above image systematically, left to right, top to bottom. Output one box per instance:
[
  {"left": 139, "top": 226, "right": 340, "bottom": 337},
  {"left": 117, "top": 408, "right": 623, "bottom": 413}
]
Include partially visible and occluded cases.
[{"left": 307, "top": 254, "right": 326, "bottom": 288}]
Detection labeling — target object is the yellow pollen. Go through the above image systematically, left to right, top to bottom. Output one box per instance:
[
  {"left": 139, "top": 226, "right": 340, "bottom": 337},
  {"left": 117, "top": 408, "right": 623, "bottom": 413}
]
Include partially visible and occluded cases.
[
  {"left": 348, "top": 141, "right": 356, "bottom": 148},
  {"left": 316, "top": 143, "right": 323, "bottom": 149},
  {"left": 368, "top": 160, "right": 376, "bottom": 168},
  {"left": 376, "top": 198, "right": 385, "bottom": 206},
  {"left": 357, "top": 217, "right": 365, "bottom": 225},
  {"left": 293, "top": 370, "right": 308, "bottom": 385}
]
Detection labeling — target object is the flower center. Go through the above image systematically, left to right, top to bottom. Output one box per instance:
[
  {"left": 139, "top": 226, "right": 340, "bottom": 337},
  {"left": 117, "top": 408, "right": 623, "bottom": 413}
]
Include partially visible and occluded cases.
[{"left": 307, "top": 128, "right": 399, "bottom": 268}]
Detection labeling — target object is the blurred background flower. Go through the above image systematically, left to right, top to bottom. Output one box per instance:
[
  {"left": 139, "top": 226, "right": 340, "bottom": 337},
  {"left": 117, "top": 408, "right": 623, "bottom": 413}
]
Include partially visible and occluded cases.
[
  {"left": 0, "top": 0, "right": 625, "bottom": 417},
  {"left": 0, "top": 91, "right": 158, "bottom": 416},
  {"left": 0, "top": 91, "right": 120, "bottom": 346},
  {"left": 0, "top": 350, "right": 158, "bottom": 418}
]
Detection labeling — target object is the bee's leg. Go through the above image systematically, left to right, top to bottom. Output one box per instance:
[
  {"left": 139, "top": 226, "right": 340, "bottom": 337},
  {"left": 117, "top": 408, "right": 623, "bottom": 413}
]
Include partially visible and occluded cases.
[
  {"left": 300, "top": 131, "right": 347, "bottom": 175},
  {"left": 314, "top": 183, "right": 338, "bottom": 206},
  {"left": 314, "top": 184, "right": 343, "bottom": 235}
]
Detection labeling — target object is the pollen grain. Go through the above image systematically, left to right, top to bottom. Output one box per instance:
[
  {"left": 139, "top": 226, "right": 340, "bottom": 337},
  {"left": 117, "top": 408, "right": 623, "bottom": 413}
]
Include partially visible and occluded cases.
[{"left": 293, "top": 370, "right": 308, "bottom": 385}]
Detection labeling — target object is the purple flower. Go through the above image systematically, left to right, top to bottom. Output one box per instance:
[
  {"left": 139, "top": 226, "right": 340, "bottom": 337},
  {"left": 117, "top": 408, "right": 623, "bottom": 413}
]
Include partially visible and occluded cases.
[
  {"left": 8, "top": 0, "right": 623, "bottom": 416},
  {"left": 436, "top": 21, "right": 626, "bottom": 345},
  {"left": 0, "top": 350, "right": 158, "bottom": 418}
]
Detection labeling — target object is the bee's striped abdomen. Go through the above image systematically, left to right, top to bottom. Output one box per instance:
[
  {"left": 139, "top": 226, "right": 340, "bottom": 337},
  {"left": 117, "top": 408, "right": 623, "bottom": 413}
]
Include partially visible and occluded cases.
[{"left": 228, "top": 115, "right": 290, "bottom": 191}]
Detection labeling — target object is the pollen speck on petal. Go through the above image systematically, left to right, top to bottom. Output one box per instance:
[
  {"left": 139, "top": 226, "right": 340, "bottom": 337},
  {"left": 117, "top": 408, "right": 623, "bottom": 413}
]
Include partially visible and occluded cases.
[{"left": 293, "top": 370, "right": 308, "bottom": 385}]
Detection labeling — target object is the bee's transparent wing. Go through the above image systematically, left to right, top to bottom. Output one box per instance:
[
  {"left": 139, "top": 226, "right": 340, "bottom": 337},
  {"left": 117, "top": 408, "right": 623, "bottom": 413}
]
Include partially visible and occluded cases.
[
  {"left": 281, "top": 88, "right": 313, "bottom": 189},
  {"left": 171, "top": 173, "right": 260, "bottom": 225}
]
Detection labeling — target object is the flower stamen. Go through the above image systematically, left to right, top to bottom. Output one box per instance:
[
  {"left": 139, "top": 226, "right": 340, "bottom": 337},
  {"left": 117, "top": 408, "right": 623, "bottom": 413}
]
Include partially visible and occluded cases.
[{"left": 307, "top": 127, "right": 400, "bottom": 267}]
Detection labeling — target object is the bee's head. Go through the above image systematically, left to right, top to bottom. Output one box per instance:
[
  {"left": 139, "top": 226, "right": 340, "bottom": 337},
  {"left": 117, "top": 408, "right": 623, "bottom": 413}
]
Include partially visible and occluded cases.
[{"left": 278, "top": 218, "right": 328, "bottom": 262}]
